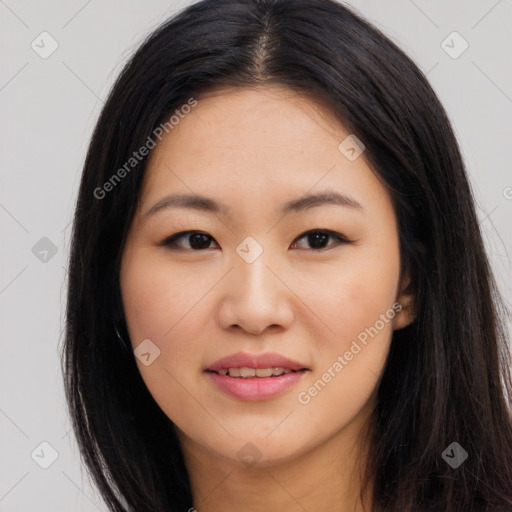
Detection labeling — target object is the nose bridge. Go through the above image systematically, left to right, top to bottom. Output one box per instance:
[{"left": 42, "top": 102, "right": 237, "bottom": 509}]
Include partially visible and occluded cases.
[
  {"left": 233, "top": 236, "right": 277, "bottom": 306},
  {"left": 235, "top": 243, "right": 275, "bottom": 294}
]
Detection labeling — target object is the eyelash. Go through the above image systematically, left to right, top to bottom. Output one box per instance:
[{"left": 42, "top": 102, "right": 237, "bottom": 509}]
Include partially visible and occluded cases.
[{"left": 158, "top": 229, "right": 352, "bottom": 252}]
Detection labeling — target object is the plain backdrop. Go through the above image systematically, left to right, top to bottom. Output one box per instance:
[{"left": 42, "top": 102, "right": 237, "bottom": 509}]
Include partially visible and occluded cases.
[{"left": 1, "top": 0, "right": 511, "bottom": 510}]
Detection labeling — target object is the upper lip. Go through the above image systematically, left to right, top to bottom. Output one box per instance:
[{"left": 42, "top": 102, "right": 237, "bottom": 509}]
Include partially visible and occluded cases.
[{"left": 205, "top": 352, "right": 309, "bottom": 373}]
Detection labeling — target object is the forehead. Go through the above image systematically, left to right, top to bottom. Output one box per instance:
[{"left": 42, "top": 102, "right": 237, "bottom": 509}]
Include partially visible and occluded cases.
[
  {"left": 145, "top": 85, "right": 350, "bottom": 172},
  {"left": 181, "top": 85, "right": 346, "bottom": 148},
  {"left": 137, "top": 86, "right": 389, "bottom": 220}
]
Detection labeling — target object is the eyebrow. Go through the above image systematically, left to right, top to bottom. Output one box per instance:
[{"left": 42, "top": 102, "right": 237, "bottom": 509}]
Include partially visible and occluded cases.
[{"left": 143, "top": 190, "right": 363, "bottom": 220}]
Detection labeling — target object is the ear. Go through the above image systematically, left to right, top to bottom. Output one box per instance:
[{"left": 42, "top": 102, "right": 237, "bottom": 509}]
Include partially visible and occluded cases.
[{"left": 393, "top": 270, "right": 417, "bottom": 330}]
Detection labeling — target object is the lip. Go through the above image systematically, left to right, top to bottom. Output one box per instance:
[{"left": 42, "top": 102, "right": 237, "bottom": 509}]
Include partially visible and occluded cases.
[
  {"left": 204, "top": 352, "right": 309, "bottom": 401},
  {"left": 205, "top": 352, "right": 308, "bottom": 373}
]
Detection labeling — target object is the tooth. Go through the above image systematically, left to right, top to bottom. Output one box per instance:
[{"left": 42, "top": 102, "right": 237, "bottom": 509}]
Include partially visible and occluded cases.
[
  {"left": 222, "top": 366, "right": 294, "bottom": 378},
  {"left": 228, "top": 367, "right": 241, "bottom": 377},
  {"left": 239, "top": 367, "right": 256, "bottom": 378},
  {"left": 255, "top": 368, "right": 273, "bottom": 377}
]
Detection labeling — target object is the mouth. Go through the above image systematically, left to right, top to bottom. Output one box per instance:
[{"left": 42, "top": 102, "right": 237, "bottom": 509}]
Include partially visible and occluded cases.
[
  {"left": 204, "top": 352, "right": 310, "bottom": 401},
  {"left": 205, "top": 366, "right": 307, "bottom": 378}
]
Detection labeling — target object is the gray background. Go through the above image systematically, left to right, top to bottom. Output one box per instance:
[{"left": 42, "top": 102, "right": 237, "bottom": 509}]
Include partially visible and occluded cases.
[{"left": 1, "top": 0, "right": 511, "bottom": 510}]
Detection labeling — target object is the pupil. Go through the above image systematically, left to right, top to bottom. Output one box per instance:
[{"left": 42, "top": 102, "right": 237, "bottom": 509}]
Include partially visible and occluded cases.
[
  {"left": 309, "top": 231, "right": 328, "bottom": 249},
  {"left": 190, "top": 233, "right": 211, "bottom": 250}
]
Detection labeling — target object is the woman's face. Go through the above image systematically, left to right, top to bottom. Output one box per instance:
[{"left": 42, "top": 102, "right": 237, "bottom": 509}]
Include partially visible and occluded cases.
[{"left": 120, "top": 86, "right": 414, "bottom": 469}]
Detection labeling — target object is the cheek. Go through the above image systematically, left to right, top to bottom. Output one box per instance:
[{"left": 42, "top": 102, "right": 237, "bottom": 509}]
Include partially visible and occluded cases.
[
  {"left": 294, "top": 241, "right": 400, "bottom": 415},
  {"left": 303, "top": 245, "right": 400, "bottom": 350},
  {"left": 120, "top": 251, "right": 210, "bottom": 363},
  {"left": 120, "top": 252, "right": 215, "bottom": 424}
]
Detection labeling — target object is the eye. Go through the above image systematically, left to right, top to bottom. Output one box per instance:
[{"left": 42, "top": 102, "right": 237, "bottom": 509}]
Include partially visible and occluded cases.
[
  {"left": 159, "top": 229, "right": 351, "bottom": 252},
  {"left": 290, "top": 229, "right": 351, "bottom": 251},
  {"left": 159, "top": 230, "right": 219, "bottom": 251}
]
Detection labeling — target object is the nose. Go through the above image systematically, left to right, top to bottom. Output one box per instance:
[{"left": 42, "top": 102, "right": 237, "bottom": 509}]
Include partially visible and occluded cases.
[{"left": 216, "top": 248, "right": 295, "bottom": 336}]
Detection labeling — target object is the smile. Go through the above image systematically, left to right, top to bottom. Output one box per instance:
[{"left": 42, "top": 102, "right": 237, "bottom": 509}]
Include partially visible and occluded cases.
[
  {"left": 204, "top": 351, "right": 310, "bottom": 400},
  {"left": 215, "top": 366, "right": 297, "bottom": 378}
]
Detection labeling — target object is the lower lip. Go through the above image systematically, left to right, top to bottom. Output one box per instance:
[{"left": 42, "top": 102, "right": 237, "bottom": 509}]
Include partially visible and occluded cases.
[{"left": 205, "top": 370, "right": 307, "bottom": 401}]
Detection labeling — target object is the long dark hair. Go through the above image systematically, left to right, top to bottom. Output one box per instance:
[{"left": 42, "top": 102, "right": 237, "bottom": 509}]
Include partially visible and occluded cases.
[{"left": 61, "top": 0, "right": 512, "bottom": 510}]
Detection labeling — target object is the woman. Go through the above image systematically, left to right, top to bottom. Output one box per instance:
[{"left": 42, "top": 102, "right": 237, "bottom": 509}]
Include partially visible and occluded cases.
[{"left": 62, "top": 0, "right": 512, "bottom": 510}]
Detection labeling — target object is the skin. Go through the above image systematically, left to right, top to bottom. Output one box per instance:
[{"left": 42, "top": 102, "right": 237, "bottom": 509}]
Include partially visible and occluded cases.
[{"left": 120, "top": 85, "right": 416, "bottom": 511}]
